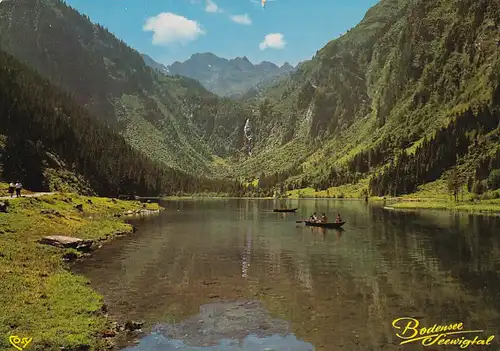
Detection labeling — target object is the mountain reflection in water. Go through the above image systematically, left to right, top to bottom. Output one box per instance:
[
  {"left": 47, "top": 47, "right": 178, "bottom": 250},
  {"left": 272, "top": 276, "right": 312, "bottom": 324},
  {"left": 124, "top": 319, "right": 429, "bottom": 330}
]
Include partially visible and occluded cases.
[
  {"left": 72, "top": 199, "right": 500, "bottom": 351},
  {"left": 122, "top": 333, "right": 314, "bottom": 351}
]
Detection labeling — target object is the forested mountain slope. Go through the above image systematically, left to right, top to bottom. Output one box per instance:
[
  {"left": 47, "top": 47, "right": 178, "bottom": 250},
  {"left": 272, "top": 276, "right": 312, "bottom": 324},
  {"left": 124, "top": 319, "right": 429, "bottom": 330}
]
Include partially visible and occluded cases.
[
  {"left": 0, "top": 0, "right": 250, "bottom": 176},
  {"left": 231, "top": 0, "right": 500, "bottom": 196},
  {"left": 0, "top": 49, "right": 242, "bottom": 196},
  {"left": 167, "top": 53, "right": 296, "bottom": 97}
]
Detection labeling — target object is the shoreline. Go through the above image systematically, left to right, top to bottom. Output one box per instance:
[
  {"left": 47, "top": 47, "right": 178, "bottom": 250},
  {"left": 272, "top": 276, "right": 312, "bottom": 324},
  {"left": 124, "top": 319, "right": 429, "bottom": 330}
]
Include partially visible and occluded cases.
[
  {"left": 3, "top": 190, "right": 499, "bottom": 349},
  {"left": 0, "top": 192, "right": 163, "bottom": 351},
  {"left": 161, "top": 194, "right": 500, "bottom": 214}
]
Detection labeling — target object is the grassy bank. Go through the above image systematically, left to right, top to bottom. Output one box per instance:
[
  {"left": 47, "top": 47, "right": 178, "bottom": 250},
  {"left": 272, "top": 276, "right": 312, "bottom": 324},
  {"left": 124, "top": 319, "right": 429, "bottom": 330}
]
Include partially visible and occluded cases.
[
  {"left": 279, "top": 179, "right": 500, "bottom": 213},
  {"left": 383, "top": 180, "right": 500, "bottom": 213},
  {"left": 0, "top": 191, "right": 161, "bottom": 350}
]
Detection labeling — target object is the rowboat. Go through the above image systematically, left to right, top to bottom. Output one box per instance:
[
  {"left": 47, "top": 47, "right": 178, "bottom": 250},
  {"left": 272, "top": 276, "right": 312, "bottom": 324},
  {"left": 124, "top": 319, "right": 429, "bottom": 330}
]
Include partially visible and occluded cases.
[
  {"left": 273, "top": 208, "right": 298, "bottom": 213},
  {"left": 304, "top": 221, "right": 345, "bottom": 229}
]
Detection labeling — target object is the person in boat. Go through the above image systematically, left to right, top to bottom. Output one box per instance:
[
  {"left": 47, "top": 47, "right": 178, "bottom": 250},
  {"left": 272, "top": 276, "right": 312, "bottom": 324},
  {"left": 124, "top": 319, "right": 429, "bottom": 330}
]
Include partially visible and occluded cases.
[
  {"left": 309, "top": 212, "right": 318, "bottom": 222},
  {"left": 320, "top": 213, "right": 327, "bottom": 223},
  {"left": 335, "top": 213, "right": 342, "bottom": 223}
]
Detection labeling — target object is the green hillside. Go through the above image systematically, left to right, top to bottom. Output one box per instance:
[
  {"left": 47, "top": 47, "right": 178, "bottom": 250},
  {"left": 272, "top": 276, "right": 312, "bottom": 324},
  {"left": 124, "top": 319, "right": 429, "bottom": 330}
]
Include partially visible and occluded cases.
[
  {"left": 0, "top": 0, "right": 249, "bottom": 176},
  {"left": 2, "top": 0, "right": 500, "bottom": 199},
  {"left": 226, "top": 0, "right": 500, "bottom": 197},
  {"left": 0, "top": 49, "right": 242, "bottom": 196}
]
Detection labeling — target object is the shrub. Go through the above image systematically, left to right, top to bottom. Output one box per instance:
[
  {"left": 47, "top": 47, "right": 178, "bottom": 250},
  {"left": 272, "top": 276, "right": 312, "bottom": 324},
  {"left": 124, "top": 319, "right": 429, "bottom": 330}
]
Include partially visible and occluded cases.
[
  {"left": 488, "top": 169, "right": 500, "bottom": 190},
  {"left": 472, "top": 180, "right": 485, "bottom": 195}
]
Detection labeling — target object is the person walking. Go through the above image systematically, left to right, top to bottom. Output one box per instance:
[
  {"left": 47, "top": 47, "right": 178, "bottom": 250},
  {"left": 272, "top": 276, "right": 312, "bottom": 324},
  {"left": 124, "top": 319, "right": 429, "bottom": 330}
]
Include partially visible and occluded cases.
[
  {"left": 15, "top": 181, "right": 22, "bottom": 197},
  {"left": 8, "top": 182, "right": 15, "bottom": 197}
]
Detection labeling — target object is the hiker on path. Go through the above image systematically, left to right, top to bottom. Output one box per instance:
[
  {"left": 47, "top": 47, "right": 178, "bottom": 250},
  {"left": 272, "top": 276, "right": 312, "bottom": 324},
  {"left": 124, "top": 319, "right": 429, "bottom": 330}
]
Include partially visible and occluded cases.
[
  {"left": 15, "top": 181, "right": 22, "bottom": 197},
  {"left": 8, "top": 182, "right": 15, "bottom": 197}
]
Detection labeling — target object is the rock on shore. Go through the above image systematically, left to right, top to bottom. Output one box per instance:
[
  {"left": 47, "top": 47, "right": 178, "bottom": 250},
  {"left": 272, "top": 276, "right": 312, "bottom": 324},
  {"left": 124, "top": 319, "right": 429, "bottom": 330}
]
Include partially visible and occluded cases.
[{"left": 39, "top": 235, "right": 93, "bottom": 251}]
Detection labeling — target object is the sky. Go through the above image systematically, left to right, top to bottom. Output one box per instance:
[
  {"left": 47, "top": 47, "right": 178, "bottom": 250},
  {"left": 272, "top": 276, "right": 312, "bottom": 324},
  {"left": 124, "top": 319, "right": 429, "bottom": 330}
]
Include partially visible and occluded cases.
[{"left": 65, "top": 0, "right": 379, "bottom": 67}]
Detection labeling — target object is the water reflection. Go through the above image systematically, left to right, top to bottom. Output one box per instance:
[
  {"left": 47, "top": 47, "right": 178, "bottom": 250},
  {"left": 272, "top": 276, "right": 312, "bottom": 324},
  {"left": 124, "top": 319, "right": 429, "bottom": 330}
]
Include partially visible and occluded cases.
[
  {"left": 73, "top": 199, "right": 500, "bottom": 351},
  {"left": 122, "top": 301, "right": 315, "bottom": 351},
  {"left": 122, "top": 333, "right": 314, "bottom": 351}
]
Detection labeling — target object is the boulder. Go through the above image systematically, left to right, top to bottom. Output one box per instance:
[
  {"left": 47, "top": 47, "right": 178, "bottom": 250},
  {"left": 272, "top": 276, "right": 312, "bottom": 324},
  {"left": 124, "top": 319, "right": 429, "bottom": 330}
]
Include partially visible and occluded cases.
[
  {"left": 0, "top": 201, "right": 9, "bottom": 213},
  {"left": 39, "top": 235, "right": 93, "bottom": 251},
  {"left": 124, "top": 320, "right": 144, "bottom": 332}
]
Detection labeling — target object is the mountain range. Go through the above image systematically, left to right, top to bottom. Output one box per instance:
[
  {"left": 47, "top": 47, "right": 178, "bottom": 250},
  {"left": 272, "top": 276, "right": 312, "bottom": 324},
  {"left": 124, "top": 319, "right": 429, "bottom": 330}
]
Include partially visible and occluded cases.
[
  {"left": 0, "top": 0, "right": 251, "bottom": 178},
  {"left": 2, "top": 0, "right": 500, "bottom": 198},
  {"left": 164, "top": 53, "right": 296, "bottom": 97},
  {"left": 142, "top": 54, "right": 169, "bottom": 75}
]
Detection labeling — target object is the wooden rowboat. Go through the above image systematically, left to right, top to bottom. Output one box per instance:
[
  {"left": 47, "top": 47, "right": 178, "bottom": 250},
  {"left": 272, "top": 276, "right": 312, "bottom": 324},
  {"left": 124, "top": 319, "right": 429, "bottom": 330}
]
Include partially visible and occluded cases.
[
  {"left": 273, "top": 208, "right": 298, "bottom": 213},
  {"left": 304, "top": 221, "right": 345, "bottom": 229}
]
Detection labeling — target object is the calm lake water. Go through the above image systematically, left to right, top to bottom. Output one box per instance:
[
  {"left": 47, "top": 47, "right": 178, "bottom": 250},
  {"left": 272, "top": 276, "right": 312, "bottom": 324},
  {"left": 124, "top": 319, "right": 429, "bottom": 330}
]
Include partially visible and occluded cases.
[{"left": 73, "top": 199, "right": 500, "bottom": 351}]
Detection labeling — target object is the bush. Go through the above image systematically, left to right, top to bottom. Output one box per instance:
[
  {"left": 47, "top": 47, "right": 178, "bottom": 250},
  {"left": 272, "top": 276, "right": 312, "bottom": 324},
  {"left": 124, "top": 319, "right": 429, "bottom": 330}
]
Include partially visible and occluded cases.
[
  {"left": 488, "top": 169, "right": 500, "bottom": 190},
  {"left": 472, "top": 180, "right": 485, "bottom": 195}
]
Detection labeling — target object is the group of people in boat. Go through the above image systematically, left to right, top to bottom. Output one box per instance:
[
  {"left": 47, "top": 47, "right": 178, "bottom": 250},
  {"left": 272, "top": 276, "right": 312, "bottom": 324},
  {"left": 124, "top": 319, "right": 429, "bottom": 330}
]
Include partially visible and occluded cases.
[{"left": 308, "top": 212, "right": 342, "bottom": 224}]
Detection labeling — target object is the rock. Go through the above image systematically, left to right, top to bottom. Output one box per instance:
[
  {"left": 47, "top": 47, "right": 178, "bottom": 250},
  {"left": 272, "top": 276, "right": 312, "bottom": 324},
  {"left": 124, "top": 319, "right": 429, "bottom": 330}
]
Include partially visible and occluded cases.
[
  {"left": 0, "top": 201, "right": 9, "bottom": 213},
  {"left": 40, "top": 209, "right": 63, "bottom": 217},
  {"left": 124, "top": 210, "right": 134, "bottom": 215},
  {"left": 39, "top": 235, "right": 93, "bottom": 251},
  {"left": 62, "top": 252, "right": 78, "bottom": 261},
  {"left": 124, "top": 320, "right": 144, "bottom": 332},
  {"left": 101, "top": 329, "right": 116, "bottom": 338},
  {"left": 60, "top": 344, "right": 90, "bottom": 351}
]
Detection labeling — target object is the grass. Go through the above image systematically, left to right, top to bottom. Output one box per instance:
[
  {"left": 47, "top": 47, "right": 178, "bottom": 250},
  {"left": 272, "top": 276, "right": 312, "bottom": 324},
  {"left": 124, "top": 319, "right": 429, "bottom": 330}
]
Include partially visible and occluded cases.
[
  {"left": 282, "top": 178, "right": 500, "bottom": 213},
  {"left": 385, "top": 179, "right": 500, "bottom": 213},
  {"left": 286, "top": 180, "right": 369, "bottom": 199},
  {"left": 0, "top": 190, "right": 161, "bottom": 351}
]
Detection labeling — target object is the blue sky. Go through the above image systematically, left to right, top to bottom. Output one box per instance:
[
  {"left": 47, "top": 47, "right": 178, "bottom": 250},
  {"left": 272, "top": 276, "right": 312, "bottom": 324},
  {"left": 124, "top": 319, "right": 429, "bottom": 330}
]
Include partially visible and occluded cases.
[{"left": 65, "top": 0, "right": 379, "bottom": 66}]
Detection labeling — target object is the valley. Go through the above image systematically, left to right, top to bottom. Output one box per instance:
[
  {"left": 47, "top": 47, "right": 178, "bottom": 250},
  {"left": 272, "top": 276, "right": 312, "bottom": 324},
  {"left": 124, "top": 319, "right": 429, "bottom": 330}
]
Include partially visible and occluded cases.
[
  {"left": 1, "top": 0, "right": 500, "bottom": 204},
  {"left": 2, "top": 0, "right": 500, "bottom": 350}
]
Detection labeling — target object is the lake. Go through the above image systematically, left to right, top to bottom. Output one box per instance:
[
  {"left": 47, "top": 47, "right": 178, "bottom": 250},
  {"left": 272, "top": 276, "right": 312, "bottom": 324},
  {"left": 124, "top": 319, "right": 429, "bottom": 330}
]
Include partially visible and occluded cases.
[{"left": 72, "top": 199, "right": 500, "bottom": 350}]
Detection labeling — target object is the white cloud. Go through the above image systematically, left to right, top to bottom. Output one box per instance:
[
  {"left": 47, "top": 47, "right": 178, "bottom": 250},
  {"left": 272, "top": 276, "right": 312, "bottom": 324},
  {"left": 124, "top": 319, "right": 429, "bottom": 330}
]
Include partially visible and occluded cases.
[
  {"left": 205, "top": 0, "right": 221, "bottom": 13},
  {"left": 143, "top": 13, "right": 205, "bottom": 45},
  {"left": 230, "top": 14, "right": 252, "bottom": 25},
  {"left": 259, "top": 33, "right": 286, "bottom": 50}
]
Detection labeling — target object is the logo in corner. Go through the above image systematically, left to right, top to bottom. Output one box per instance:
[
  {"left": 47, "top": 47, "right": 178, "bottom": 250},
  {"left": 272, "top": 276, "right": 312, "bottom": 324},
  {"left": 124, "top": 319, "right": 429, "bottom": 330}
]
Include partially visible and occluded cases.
[
  {"left": 392, "top": 317, "right": 495, "bottom": 348},
  {"left": 9, "top": 336, "right": 32, "bottom": 350}
]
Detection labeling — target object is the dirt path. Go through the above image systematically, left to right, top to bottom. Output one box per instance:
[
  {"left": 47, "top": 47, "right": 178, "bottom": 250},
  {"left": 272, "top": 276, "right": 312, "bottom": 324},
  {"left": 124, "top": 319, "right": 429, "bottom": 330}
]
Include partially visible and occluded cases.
[{"left": 0, "top": 192, "right": 55, "bottom": 200}]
